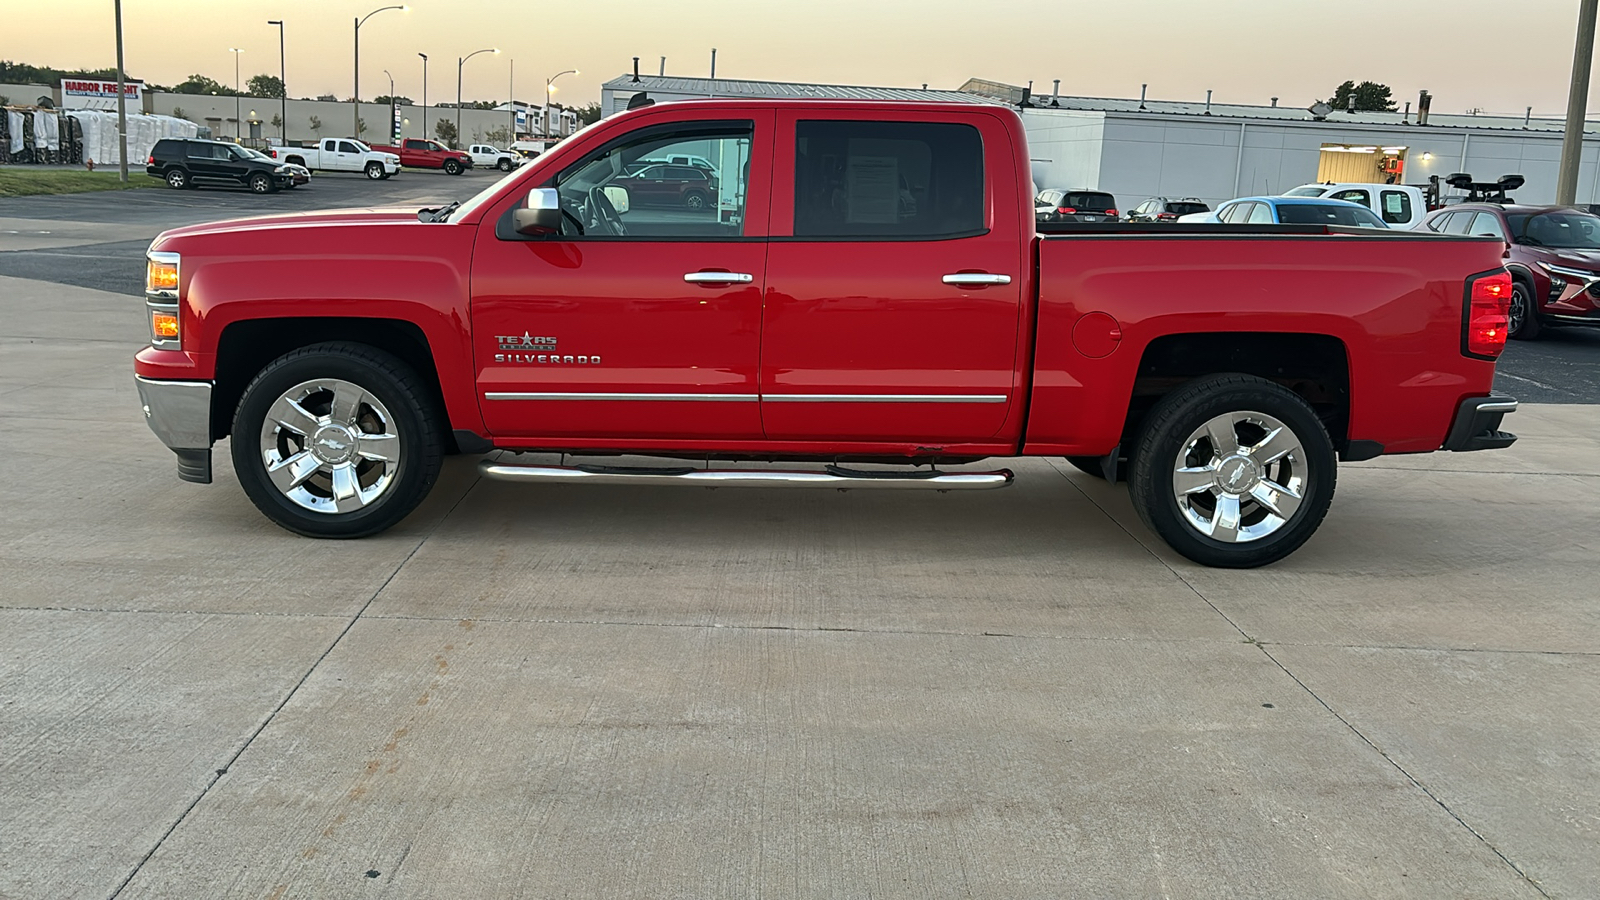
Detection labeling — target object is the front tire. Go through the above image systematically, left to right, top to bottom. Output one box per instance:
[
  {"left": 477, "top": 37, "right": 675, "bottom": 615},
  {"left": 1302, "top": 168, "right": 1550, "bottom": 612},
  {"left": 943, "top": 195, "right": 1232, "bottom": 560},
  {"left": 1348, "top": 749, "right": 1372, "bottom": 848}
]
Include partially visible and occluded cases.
[
  {"left": 497, "top": 158, "right": 512, "bottom": 172},
  {"left": 443, "top": 159, "right": 463, "bottom": 175},
  {"left": 365, "top": 161, "right": 384, "bottom": 180},
  {"left": 249, "top": 173, "right": 275, "bottom": 194},
  {"left": 1508, "top": 280, "right": 1543, "bottom": 340},
  {"left": 231, "top": 342, "right": 443, "bottom": 538},
  {"left": 1129, "top": 374, "right": 1336, "bottom": 568}
]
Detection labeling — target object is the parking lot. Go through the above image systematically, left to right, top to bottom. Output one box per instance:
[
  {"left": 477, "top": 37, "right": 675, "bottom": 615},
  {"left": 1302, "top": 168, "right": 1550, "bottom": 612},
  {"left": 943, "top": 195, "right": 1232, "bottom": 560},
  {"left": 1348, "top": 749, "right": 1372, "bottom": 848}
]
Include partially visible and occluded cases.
[{"left": 2, "top": 175, "right": 1599, "bottom": 898}]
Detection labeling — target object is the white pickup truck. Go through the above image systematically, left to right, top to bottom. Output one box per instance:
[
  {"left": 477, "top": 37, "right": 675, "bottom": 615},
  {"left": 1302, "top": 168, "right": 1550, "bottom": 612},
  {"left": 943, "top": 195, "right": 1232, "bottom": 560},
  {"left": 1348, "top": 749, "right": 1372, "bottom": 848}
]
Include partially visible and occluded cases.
[
  {"left": 267, "top": 139, "right": 401, "bottom": 180},
  {"left": 466, "top": 144, "right": 521, "bottom": 172},
  {"left": 1282, "top": 183, "right": 1427, "bottom": 229}
]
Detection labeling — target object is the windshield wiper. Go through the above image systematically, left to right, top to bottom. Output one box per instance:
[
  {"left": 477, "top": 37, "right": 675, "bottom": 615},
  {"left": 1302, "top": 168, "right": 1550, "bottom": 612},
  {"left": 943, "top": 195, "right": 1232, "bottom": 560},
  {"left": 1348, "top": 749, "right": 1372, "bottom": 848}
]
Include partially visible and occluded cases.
[{"left": 418, "top": 201, "right": 461, "bottom": 224}]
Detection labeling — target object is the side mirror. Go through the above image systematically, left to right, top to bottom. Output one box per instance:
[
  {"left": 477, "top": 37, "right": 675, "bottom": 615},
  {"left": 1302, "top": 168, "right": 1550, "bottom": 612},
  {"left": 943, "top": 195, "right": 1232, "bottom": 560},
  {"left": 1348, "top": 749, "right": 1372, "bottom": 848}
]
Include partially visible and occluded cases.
[
  {"left": 601, "top": 185, "right": 631, "bottom": 215},
  {"left": 513, "top": 188, "right": 562, "bottom": 236}
]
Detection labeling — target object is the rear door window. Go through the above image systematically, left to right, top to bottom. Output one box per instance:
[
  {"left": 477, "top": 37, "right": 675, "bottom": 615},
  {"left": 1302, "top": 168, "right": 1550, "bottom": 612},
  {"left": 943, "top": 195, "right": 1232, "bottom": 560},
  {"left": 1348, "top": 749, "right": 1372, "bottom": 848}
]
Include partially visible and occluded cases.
[
  {"left": 794, "top": 120, "right": 984, "bottom": 238},
  {"left": 1379, "top": 190, "right": 1412, "bottom": 224},
  {"left": 1220, "top": 202, "right": 1253, "bottom": 223},
  {"left": 1247, "top": 203, "right": 1275, "bottom": 224},
  {"left": 1442, "top": 211, "right": 1474, "bottom": 234},
  {"left": 1468, "top": 212, "right": 1508, "bottom": 240}
]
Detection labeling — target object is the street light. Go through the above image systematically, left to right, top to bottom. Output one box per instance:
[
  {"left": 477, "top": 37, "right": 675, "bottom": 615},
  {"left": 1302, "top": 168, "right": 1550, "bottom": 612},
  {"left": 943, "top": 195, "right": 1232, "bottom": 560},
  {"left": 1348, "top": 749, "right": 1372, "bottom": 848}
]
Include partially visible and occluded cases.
[
  {"left": 114, "top": 0, "right": 128, "bottom": 181},
  {"left": 354, "top": 4, "right": 407, "bottom": 137},
  {"left": 267, "top": 20, "right": 286, "bottom": 142},
  {"left": 457, "top": 47, "right": 498, "bottom": 148},
  {"left": 229, "top": 48, "right": 243, "bottom": 141},
  {"left": 418, "top": 53, "right": 428, "bottom": 140},
  {"left": 383, "top": 69, "right": 395, "bottom": 143},
  {"left": 545, "top": 69, "right": 577, "bottom": 140}
]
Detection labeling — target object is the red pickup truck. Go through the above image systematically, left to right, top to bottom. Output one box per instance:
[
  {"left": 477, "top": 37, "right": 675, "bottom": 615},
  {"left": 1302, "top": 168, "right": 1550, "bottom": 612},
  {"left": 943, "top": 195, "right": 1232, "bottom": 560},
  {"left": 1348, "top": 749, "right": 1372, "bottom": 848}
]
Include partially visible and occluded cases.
[
  {"left": 133, "top": 99, "right": 1518, "bottom": 568},
  {"left": 371, "top": 138, "right": 473, "bottom": 175}
]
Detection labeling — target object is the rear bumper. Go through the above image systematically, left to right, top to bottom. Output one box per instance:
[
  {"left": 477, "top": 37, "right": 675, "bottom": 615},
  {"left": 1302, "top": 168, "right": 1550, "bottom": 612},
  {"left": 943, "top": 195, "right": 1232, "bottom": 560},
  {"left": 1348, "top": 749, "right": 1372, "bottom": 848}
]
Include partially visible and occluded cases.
[
  {"left": 135, "top": 376, "right": 214, "bottom": 483},
  {"left": 1442, "top": 394, "right": 1518, "bottom": 452}
]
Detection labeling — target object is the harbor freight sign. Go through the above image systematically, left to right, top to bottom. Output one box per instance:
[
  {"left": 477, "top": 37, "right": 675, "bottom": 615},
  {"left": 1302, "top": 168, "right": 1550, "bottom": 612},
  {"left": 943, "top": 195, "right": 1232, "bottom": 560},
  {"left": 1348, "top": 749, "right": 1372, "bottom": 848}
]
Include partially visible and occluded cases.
[{"left": 60, "top": 79, "right": 144, "bottom": 110}]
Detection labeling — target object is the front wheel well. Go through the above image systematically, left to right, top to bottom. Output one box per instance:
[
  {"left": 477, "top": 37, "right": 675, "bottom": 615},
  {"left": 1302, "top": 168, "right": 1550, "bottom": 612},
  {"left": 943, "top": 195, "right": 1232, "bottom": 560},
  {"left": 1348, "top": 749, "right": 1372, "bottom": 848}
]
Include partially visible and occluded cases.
[
  {"left": 212, "top": 317, "right": 454, "bottom": 448},
  {"left": 1125, "top": 332, "right": 1351, "bottom": 452}
]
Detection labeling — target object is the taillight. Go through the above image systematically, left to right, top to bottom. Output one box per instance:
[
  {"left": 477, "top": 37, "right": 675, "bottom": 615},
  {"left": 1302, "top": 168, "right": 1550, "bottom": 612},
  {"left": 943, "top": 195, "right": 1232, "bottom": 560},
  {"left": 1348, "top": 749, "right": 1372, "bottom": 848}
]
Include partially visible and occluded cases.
[
  {"left": 268, "top": 149, "right": 277, "bottom": 158},
  {"left": 146, "top": 155, "right": 154, "bottom": 165},
  {"left": 1058, "top": 207, "right": 1076, "bottom": 214},
  {"left": 1105, "top": 208, "right": 1118, "bottom": 216},
  {"left": 1157, "top": 213, "right": 1177, "bottom": 220},
  {"left": 1464, "top": 270, "right": 1512, "bottom": 359}
]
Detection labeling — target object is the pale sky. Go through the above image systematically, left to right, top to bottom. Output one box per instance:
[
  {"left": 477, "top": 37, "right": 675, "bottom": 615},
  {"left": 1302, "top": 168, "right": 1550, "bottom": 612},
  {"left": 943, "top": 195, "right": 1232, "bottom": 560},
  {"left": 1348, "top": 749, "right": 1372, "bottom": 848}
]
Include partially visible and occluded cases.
[{"left": 11, "top": 0, "right": 1600, "bottom": 117}]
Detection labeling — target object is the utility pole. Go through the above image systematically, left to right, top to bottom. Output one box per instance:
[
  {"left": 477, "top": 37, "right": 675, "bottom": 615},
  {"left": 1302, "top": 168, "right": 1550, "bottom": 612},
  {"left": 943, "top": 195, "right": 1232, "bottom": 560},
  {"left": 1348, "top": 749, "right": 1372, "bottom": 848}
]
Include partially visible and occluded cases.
[
  {"left": 114, "top": 0, "right": 128, "bottom": 181},
  {"left": 1558, "top": 0, "right": 1599, "bottom": 205},
  {"left": 355, "top": 5, "right": 406, "bottom": 138},
  {"left": 268, "top": 20, "right": 286, "bottom": 141},
  {"left": 229, "top": 48, "right": 243, "bottom": 140},
  {"left": 458, "top": 48, "right": 498, "bottom": 148},
  {"left": 710, "top": 48, "right": 717, "bottom": 79},
  {"left": 418, "top": 53, "right": 428, "bottom": 140},
  {"left": 509, "top": 58, "right": 514, "bottom": 145}
]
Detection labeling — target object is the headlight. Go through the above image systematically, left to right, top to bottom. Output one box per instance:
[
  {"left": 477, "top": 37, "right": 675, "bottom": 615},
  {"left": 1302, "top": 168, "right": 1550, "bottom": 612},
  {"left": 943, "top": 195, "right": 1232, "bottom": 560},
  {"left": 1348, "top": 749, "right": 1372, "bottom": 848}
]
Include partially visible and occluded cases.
[
  {"left": 275, "top": 164, "right": 289, "bottom": 173},
  {"left": 146, "top": 251, "right": 181, "bottom": 349},
  {"left": 146, "top": 251, "right": 179, "bottom": 298}
]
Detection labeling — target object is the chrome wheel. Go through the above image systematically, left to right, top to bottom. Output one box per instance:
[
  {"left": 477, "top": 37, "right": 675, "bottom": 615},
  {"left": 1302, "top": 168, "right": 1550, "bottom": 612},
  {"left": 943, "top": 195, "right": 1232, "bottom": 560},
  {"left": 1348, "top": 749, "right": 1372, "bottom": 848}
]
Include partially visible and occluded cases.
[
  {"left": 258, "top": 378, "right": 402, "bottom": 514},
  {"left": 1171, "top": 410, "right": 1308, "bottom": 543}
]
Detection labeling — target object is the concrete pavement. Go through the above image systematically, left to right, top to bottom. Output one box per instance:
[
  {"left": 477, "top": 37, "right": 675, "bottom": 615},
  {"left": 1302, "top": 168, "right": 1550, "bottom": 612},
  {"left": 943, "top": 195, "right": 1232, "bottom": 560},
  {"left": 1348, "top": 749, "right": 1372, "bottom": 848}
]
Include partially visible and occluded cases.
[{"left": 1, "top": 269, "right": 1596, "bottom": 898}]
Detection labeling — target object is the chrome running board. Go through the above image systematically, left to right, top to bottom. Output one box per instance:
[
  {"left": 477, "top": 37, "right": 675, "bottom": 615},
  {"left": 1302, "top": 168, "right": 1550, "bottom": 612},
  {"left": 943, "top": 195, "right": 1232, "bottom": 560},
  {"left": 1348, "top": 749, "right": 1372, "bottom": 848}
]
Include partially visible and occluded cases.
[{"left": 478, "top": 460, "right": 1014, "bottom": 490}]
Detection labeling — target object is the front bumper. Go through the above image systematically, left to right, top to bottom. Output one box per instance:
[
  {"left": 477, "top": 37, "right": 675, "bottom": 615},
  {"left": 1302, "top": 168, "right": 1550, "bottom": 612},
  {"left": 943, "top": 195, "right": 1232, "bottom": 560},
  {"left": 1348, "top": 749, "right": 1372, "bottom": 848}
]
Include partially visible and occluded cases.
[
  {"left": 135, "top": 376, "right": 214, "bottom": 483},
  {"left": 1442, "top": 394, "right": 1518, "bottom": 452}
]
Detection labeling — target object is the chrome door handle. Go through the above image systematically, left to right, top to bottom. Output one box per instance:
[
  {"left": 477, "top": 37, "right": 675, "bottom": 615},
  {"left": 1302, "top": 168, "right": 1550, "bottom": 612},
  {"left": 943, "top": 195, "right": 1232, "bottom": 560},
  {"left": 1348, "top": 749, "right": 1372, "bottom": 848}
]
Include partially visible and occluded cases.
[
  {"left": 684, "top": 272, "right": 754, "bottom": 284},
  {"left": 942, "top": 273, "right": 1012, "bottom": 286}
]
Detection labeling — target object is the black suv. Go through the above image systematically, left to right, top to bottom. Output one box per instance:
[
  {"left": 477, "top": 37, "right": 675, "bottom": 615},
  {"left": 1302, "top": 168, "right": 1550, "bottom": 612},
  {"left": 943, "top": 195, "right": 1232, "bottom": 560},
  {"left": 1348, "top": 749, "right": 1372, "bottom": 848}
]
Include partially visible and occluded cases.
[
  {"left": 146, "top": 139, "right": 295, "bottom": 194},
  {"left": 1034, "top": 189, "right": 1119, "bottom": 223},
  {"left": 1127, "top": 197, "right": 1211, "bottom": 222}
]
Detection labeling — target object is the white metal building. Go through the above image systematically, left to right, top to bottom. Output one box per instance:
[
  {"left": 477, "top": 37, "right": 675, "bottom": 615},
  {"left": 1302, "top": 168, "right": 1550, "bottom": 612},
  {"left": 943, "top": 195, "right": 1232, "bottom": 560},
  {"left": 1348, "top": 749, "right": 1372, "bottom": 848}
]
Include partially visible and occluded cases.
[{"left": 601, "top": 74, "right": 1600, "bottom": 208}]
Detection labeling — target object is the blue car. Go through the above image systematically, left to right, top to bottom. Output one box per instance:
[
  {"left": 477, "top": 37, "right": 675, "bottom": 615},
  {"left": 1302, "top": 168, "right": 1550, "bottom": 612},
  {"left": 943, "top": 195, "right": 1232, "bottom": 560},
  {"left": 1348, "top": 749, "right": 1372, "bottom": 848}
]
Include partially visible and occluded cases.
[{"left": 1180, "top": 195, "right": 1390, "bottom": 228}]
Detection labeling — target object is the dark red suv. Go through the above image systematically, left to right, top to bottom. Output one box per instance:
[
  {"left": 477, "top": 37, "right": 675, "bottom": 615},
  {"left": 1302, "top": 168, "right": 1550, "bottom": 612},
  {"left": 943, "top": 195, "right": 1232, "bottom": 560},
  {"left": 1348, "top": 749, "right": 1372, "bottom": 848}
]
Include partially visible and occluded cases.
[
  {"left": 616, "top": 163, "right": 718, "bottom": 210},
  {"left": 1421, "top": 203, "right": 1600, "bottom": 339}
]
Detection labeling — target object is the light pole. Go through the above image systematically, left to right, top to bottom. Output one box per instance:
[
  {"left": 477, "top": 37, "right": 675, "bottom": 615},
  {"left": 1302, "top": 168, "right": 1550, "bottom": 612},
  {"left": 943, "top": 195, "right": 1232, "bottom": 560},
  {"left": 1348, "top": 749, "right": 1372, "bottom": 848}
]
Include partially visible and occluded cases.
[
  {"left": 114, "top": 0, "right": 128, "bottom": 181},
  {"left": 1559, "top": 0, "right": 1600, "bottom": 205},
  {"left": 354, "top": 5, "right": 406, "bottom": 137},
  {"left": 267, "top": 20, "right": 286, "bottom": 142},
  {"left": 456, "top": 47, "right": 498, "bottom": 148},
  {"left": 228, "top": 48, "right": 243, "bottom": 140},
  {"left": 418, "top": 53, "right": 428, "bottom": 140},
  {"left": 508, "top": 58, "right": 514, "bottom": 146},
  {"left": 383, "top": 69, "right": 395, "bottom": 143},
  {"left": 545, "top": 69, "right": 577, "bottom": 141}
]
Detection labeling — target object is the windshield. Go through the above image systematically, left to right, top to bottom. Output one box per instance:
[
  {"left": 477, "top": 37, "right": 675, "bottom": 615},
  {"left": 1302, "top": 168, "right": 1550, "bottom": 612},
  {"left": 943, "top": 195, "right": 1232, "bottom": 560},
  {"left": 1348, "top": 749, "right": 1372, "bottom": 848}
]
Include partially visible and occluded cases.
[
  {"left": 227, "top": 145, "right": 252, "bottom": 160},
  {"left": 434, "top": 164, "right": 528, "bottom": 223},
  {"left": 1167, "top": 202, "right": 1208, "bottom": 215},
  {"left": 1277, "top": 202, "right": 1388, "bottom": 227},
  {"left": 1509, "top": 211, "right": 1600, "bottom": 249}
]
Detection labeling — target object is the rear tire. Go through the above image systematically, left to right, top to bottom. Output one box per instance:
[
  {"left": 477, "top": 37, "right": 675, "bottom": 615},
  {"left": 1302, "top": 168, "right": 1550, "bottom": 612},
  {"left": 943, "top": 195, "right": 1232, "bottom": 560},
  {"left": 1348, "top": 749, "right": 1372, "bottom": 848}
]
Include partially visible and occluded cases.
[
  {"left": 365, "top": 161, "right": 384, "bottom": 180},
  {"left": 165, "top": 167, "right": 190, "bottom": 190},
  {"left": 684, "top": 191, "right": 708, "bottom": 210},
  {"left": 1508, "top": 279, "right": 1542, "bottom": 340},
  {"left": 231, "top": 342, "right": 443, "bottom": 538},
  {"left": 1129, "top": 374, "right": 1336, "bottom": 568}
]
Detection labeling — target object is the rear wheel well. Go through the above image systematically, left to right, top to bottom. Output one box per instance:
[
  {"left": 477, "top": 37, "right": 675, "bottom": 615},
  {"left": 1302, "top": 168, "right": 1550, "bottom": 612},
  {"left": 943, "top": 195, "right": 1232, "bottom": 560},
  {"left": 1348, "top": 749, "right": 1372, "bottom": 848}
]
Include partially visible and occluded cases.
[
  {"left": 212, "top": 317, "right": 455, "bottom": 449},
  {"left": 1125, "top": 332, "right": 1351, "bottom": 452}
]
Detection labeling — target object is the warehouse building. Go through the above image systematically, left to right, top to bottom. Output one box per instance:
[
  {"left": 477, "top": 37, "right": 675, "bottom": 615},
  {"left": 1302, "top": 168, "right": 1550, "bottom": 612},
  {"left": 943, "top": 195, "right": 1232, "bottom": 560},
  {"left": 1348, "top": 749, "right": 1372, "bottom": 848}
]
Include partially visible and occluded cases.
[{"left": 602, "top": 74, "right": 1600, "bottom": 208}]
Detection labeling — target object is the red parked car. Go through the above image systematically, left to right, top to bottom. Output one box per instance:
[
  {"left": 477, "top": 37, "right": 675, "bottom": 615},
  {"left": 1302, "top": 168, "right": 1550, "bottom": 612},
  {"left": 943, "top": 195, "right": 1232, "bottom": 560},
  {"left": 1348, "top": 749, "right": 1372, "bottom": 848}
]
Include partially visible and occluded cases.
[
  {"left": 133, "top": 99, "right": 1517, "bottom": 568},
  {"left": 371, "top": 138, "right": 473, "bottom": 175},
  {"left": 616, "top": 162, "right": 719, "bottom": 210},
  {"left": 1421, "top": 203, "right": 1600, "bottom": 339}
]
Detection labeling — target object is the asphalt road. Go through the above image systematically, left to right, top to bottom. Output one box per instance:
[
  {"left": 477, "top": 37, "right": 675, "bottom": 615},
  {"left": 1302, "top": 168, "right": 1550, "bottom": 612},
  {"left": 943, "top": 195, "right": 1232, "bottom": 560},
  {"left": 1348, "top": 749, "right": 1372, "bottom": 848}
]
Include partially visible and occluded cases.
[{"left": 2, "top": 173, "right": 1595, "bottom": 402}]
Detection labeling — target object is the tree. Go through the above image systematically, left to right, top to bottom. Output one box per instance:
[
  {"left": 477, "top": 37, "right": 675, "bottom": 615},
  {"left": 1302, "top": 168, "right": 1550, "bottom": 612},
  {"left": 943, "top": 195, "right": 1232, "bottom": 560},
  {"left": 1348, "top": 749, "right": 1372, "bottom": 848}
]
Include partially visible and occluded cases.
[
  {"left": 171, "top": 74, "right": 241, "bottom": 96},
  {"left": 247, "top": 74, "right": 285, "bottom": 99},
  {"left": 1327, "top": 80, "right": 1396, "bottom": 112},
  {"left": 373, "top": 95, "right": 414, "bottom": 106},
  {"left": 576, "top": 102, "right": 602, "bottom": 126},
  {"left": 171, "top": 106, "right": 187, "bottom": 120},
  {"left": 270, "top": 114, "right": 282, "bottom": 130},
  {"left": 308, "top": 115, "right": 323, "bottom": 137},
  {"left": 355, "top": 117, "right": 367, "bottom": 136},
  {"left": 433, "top": 118, "right": 458, "bottom": 148},
  {"left": 481, "top": 126, "right": 511, "bottom": 146}
]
